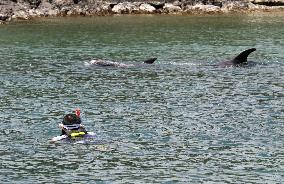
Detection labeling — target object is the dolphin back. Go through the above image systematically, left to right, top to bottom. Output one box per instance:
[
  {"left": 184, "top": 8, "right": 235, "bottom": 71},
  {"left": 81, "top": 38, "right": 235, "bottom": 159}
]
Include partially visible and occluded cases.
[
  {"left": 232, "top": 48, "right": 256, "bottom": 64},
  {"left": 88, "top": 58, "right": 157, "bottom": 68}
]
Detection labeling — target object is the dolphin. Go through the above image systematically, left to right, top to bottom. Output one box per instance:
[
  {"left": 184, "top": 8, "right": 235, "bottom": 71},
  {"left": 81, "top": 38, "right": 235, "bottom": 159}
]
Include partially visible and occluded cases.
[
  {"left": 217, "top": 48, "right": 256, "bottom": 67},
  {"left": 87, "top": 58, "right": 157, "bottom": 68}
]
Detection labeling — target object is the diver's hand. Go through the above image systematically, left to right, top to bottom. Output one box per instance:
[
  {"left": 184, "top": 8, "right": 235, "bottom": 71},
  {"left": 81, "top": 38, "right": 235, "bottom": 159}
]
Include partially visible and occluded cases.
[{"left": 58, "top": 123, "right": 64, "bottom": 129}]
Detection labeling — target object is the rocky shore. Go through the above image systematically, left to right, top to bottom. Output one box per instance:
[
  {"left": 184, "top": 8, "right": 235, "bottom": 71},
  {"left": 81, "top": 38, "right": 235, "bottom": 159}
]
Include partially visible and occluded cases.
[{"left": 1, "top": 0, "right": 284, "bottom": 24}]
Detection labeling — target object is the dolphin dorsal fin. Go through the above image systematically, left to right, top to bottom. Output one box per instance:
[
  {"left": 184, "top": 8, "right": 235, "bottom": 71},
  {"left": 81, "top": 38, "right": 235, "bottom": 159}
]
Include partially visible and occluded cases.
[
  {"left": 233, "top": 48, "right": 256, "bottom": 64},
  {"left": 143, "top": 58, "right": 157, "bottom": 64}
]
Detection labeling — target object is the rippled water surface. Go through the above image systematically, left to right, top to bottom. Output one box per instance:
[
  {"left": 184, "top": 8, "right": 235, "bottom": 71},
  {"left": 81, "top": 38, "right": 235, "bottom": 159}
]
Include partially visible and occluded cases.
[{"left": 0, "top": 13, "right": 284, "bottom": 183}]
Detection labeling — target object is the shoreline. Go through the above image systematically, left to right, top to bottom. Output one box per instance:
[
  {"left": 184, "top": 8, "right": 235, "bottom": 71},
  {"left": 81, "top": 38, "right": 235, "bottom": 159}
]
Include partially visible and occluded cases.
[{"left": 1, "top": 0, "right": 284, "bottom": 24}]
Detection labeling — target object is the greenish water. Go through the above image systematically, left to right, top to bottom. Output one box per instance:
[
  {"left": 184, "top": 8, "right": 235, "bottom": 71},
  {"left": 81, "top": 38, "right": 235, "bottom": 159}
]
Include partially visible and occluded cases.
[{"left": 0, "top": 13, "right": 284, "bottom": 183}]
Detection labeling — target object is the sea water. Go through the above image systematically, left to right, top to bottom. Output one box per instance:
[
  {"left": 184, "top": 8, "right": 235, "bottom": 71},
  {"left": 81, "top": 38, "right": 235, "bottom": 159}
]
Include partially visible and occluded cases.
[{"left": 0, "top": 13, "right": 283, "bottom": 183}]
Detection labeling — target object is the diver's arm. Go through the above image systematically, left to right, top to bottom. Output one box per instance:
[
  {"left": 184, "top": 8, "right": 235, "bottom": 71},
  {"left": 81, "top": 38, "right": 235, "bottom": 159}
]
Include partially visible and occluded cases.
[
  {"left": 50, "top": 123, "right": 68, "bottom": 143},
  {"left": 79, "top": 124, "right": 88, "bottom": 134},
  {"left": 50, "top": 135, "right": 68, "bottom": 143}
]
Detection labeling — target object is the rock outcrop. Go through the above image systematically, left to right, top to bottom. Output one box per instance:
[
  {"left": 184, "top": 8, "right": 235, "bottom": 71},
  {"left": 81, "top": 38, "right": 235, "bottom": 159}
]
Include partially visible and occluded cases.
[{"left": 0, "top": 0, "right": 284, "bottom": 24}]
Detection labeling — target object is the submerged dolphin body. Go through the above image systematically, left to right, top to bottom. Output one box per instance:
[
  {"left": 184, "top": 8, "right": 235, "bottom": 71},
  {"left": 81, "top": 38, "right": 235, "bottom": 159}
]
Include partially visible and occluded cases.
[
  {"left": 217, "top": 48, "right": 256, "bottom": 67},
  {"left": 87, "top": 58, "right": 157, "bottom": 68}
]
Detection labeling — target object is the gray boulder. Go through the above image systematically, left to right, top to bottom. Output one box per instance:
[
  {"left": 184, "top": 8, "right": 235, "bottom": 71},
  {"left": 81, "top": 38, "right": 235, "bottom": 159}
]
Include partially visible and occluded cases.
[
  {"left": 112, "top": 2, "right": 141, "bottom": 14},
  {"left": 139, "top": 3, "right": 156, "bottom": 13},
  {"left": 163, "top": 3, "right": 182, "bottom": 13},
  {"left": 185, "top": 4, "right": 221, "bottom": 13}
]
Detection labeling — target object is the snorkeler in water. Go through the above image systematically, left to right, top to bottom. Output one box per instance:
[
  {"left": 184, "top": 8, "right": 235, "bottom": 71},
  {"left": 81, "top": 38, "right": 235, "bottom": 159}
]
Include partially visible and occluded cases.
[
  {"left": 50, "top": 109, "right": 94, "bottom": 143},
  {"left": 59, "top": 109, "right": 87, "bottom": 137}
]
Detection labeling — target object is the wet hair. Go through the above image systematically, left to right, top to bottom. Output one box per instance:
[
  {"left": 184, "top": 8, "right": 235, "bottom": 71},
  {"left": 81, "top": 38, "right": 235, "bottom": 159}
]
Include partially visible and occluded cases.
[{"left": 62, "top": 113, "right": 81, "bottom": 125}]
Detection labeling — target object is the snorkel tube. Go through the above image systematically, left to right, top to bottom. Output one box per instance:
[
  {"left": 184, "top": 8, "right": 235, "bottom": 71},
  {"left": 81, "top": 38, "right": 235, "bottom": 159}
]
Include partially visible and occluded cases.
[{"left": 75, "top": 108, "right": 81, "bottom": 117}]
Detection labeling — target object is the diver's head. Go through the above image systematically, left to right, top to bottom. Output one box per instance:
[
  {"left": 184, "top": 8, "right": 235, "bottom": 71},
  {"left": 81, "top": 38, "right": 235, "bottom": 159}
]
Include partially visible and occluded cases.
[{"left": 62, "top": 113, "right": 81, "bottom": 125}]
